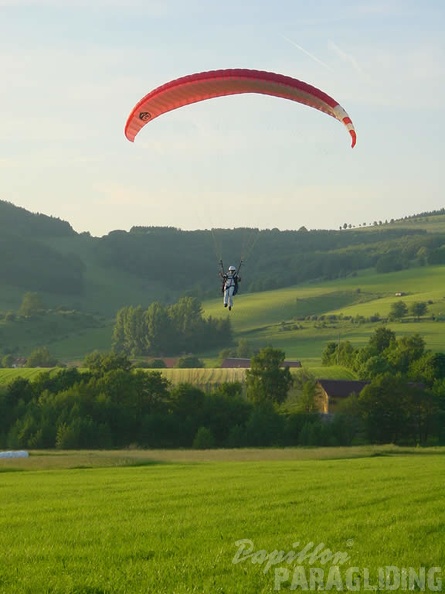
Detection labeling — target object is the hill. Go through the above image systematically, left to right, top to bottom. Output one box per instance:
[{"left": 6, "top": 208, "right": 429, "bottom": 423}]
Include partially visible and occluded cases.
[
  {"left": 1, "top": 200, "right": 445, "bottom": 362},
  {"left": 203, "top": 264, "right": 445, "bottom": 360}
]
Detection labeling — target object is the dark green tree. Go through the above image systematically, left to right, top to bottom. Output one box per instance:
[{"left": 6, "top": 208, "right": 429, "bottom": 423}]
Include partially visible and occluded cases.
[
  {"left": 169, "top": 296, "right": 205, "bottom": 351},
  {"left": 389, "top": 301, "right": 408, "bottom": 321},
  {"left": 410, "top": 301, "right": 428, "bottom": 321},
  {"left": 145, "top": 302, "right": 174, "bottom": 356},
  {"left": 126, "top": 305, "right": 149, "bottom": 355},
  {"left": 368, "top": 326, "right": 396, "bottom": 354},
  {"left": 386, "top": 334, "right": 426, "bottom": 374},
  {"left": 322, "top": 342, "right": 338, "bottom": 365},
  {"left": 26, "top": 346, "right": 58, "bottom": 368},
  {"left": 245, "top": 347, "right": 293, "bottom": 405},
  {"left": 83, "top": 351, "right": 133, "bottom": 375},
  {"left": 409, "top": 352, "right": 445, "bottom": 386},
  {"left": 357, "top": 354, "right": 392, "bottom": 380},
  {"left": 176, "top": 355, "right": 204, "bottom": 368},
  {"left": 359, "top": 375, "right": 410, "bottom": 443},
  {"left": 192, "top": 427, "right": 215, "bottom": 449}
]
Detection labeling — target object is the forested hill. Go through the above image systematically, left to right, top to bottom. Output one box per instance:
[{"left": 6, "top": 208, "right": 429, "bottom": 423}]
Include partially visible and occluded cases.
[
  {"left": 0, "top": 199, "right": 75, "bottom": 237},
  {"left": 1, "top": 199, "right": 445, "bottom": 315}
]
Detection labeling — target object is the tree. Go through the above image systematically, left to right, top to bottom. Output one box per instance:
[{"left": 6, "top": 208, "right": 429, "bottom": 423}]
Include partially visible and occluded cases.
[
  {"left": 376, "top": 254, "right": 407, "bottom": 273},
  {"left": 18, "top": 292, "right": 45, "bottom": 317},
  {"left": 169, "top": 297, "right": 203, "bottom": 338},
  {"left": 389, "top": 300, "right": 408, "bottom": 321},
  {"left": 410, "top": 301, "right": 428, "bottom": 321},
  {"left": 145, "top": 302, "right": 174, "bottom": 355},
  {"left": 128, "top": 305, "right": 149, "bottom": 355},
  {"left": 112, "top": 306, "right": 150, "bottom": 356},
  {"left": 368, "top": 326, "right": 396, "bottom": 354},
  {"left": 386, "top": 334, "right": 426, "bottom": 374},
  {"left": 236, "top": 338, "right": 253, "bottom": 358},
  {"left": 321, "top": 340, "right": 355, "bottom": 367},
  {"left": 322, "top": 342, "right": 338, "bottom": 365},
  {"left": 26, "top": 346, "right": 58, "bottom": 368},
  {"left": 245, "top": 347, "right": 293, "bottom": 405},
  {"left": 83, "top": 351, "right": 132, "bottom": 375},
  {"left": 409, "top": 352, "right": 445, "bottom": 386},
  {"left": 1, "top": 354, "right": 15, "bottom": 368},
  {"left": 358, "top": 354, "right": 393, "bottom": 380},
  {"left": 176, "top": 355, "right": 204, "bottom": 368},
  {"left": 359, "top": 375, "right": 410, "bottom": 443},
  {"left": 297, "top": 377, "right": 319, "bottom": 413},
  {"left": 193, "top": 427, "right": 215, "bottom": 449}
]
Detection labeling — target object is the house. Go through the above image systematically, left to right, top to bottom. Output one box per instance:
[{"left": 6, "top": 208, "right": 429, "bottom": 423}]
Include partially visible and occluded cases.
[
  {"left": 159, "top": 358, "right": 179, "bottom": 368},
  {"left": 221, "top": 358, "right": 251, "bottom": 368},
  {"left": 316, "top": 379, "right": 369, "bottom": 414}
]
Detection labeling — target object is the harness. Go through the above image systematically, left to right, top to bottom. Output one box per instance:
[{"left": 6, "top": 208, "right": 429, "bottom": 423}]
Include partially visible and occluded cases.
[{"left": 219, "top": 260, "right": 242, "bottom": 295}]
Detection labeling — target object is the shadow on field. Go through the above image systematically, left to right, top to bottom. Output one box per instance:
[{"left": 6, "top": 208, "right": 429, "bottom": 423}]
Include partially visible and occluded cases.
[{"left": 1, "top": 446, "right": 443, "bottom": 471}]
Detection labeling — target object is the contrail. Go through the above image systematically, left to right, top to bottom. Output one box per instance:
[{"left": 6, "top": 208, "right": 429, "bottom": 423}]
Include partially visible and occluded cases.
[
  {"left": 281, "top": 35, "right": 334, "bottom": 72},
  {"left": 328, "top": 40, "right": 363, "bottom": 74}
]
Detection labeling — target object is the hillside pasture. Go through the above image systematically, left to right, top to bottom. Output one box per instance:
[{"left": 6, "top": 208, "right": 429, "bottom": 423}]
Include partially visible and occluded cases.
[
  {"left": 1, "top": 264, "right": 445, "bottom": 364},
  {"left": 203, "top": 265, "right": 445, "bottom": 358},
  {"left": 0, "top": 310, "right": 113, "bottom": 361}
]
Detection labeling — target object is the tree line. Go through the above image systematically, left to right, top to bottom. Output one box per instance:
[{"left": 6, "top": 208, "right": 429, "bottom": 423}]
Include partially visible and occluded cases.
[
  {"left": 3, "top": 198, "right": 445, "bottom": 302},
  {"left": 97, "top": 225, "right": 445, "bottom": 297},
  {"left": 112, "top": 296, "right": 232, "bottom": 356},
  {"left": 322, "top": 326, "right": 445, "bottom": 382},
  {"left": 320, "top": 327, "right": 445, "bottom": 443},
  {"left": 1, "top": 343, "right": 443, "bottom": 451}
]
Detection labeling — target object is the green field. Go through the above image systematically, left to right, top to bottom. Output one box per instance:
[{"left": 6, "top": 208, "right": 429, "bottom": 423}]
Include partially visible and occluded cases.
[
  {"left": 203, "top": 265, "right": 445, "bottom": 359},
  {"left": 0, "top": 447, "right": 443, "bottom": 593}
]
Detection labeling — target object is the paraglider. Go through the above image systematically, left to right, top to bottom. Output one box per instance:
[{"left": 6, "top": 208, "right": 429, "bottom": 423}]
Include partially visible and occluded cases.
[
  {"left": 124, "top": 68, "right": 356, "bottom": 147},
  {"left": 219, "top": 260, "right": 242, "bottom": 311}
]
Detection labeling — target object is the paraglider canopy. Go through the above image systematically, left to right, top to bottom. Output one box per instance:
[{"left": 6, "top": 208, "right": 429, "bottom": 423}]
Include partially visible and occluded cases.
[{"left": 125, "top": 68, "right": 356, "bottom": 147}]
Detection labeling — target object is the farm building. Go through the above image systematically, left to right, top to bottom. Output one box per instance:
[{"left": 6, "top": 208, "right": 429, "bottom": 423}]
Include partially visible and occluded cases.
[
  {"left": 221, "top": 358, "right": 302, "bottom": 369},
  {"left": 221, "top": 358, "right": 251, "bottom": 368},
  {"left": 283, "top": 360, "right": 302, "bottom": 368},
  {"left": 316, "top": 379, "right": 369, "bottom": 414}
]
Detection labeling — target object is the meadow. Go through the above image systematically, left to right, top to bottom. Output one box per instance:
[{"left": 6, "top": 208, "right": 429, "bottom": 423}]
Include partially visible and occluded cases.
[{"left": 0, "top": 447, "right": 443, "bottom": 593}]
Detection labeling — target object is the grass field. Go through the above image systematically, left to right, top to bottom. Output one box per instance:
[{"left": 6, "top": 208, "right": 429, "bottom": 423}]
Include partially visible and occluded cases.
[{"left": 0, "top": 447, "right": 443, "bottom": 593}]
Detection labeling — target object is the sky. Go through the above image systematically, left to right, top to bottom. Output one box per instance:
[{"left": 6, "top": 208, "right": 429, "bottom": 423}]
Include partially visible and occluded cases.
[{"left": 0, "top": 0, "right": 444, "bottom": 237}]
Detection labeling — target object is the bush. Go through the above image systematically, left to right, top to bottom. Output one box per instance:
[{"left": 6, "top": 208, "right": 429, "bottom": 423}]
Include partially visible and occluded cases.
[
  {"left": 176, "top": 355, "right": 204, "bottom": 368},
  {"left": 193, "top": 427, "right": 215, "bottom": 449}
]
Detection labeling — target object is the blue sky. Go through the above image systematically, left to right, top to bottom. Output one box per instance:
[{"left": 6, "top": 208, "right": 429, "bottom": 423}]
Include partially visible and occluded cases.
[{"left": 0, "top": 0, "right": 444, "bottom": 236}]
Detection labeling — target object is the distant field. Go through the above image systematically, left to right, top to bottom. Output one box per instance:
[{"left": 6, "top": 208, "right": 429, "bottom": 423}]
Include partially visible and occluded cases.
[
  {"left": 378, "top": 213, "right": 445, "bottom": 233},
  {"left": 0, "top": 364, "right": 358, "bottom": 388},
  {"left": 154, "top": 364, "right": 357, "bottom": 389},
  {"left": 0, "top": 368, "right": 59, "bottom": 383},
  {"left": 0, "top": 447, "right": 443, "bottom": 593}
]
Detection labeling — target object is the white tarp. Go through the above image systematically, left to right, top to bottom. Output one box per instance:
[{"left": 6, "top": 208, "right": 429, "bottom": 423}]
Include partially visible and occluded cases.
[{"left": 0, "top": 450, "right": 29, "bottom": 458}]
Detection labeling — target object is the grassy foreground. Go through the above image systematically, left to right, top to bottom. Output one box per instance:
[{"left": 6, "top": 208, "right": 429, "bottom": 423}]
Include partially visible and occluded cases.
[{"left": 0, "top": 447, "right": 443, "bottom": 593}]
